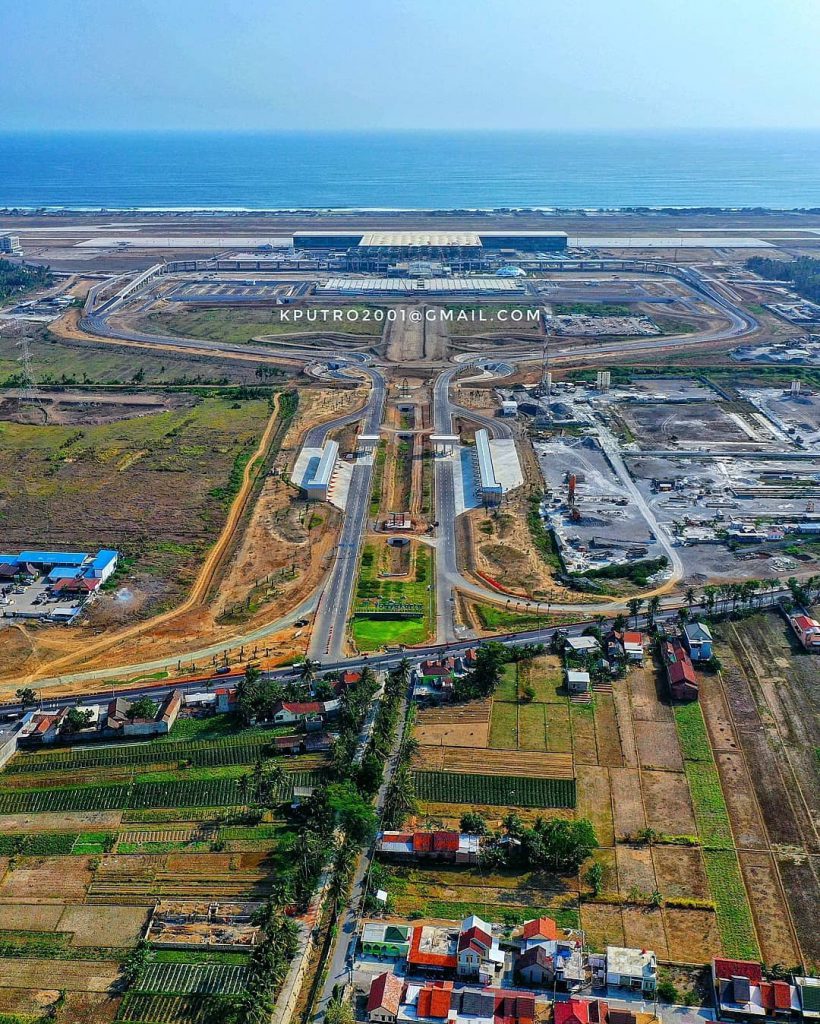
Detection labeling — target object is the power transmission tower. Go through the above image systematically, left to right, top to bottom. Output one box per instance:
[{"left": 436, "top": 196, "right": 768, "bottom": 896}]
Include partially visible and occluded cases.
[{"left": 16, "top": 333, "right": 45, "bottom": 417}]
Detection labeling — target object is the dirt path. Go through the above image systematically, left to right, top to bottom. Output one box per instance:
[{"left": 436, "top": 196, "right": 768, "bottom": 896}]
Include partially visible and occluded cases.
[{"left": 21, "top": 397, "right": 282, "bottom": 684}]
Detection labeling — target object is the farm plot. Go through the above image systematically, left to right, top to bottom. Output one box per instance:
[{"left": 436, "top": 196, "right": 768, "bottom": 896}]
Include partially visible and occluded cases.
[
  {"left": 414, "top": 700, "right": 490, "bottom": 748},
  {"left": 489, "top": 702, "right": 518, "bottom": 748},
  {"left": 6, "top": 733, "right": 281, "bottom": 774},
  {"left": 415, "top": 747, "right": 574, "bottom": 779},
  {"left": 0, "top": 771, "right": 321, "bottom": 814},
  {"left": 412, "top": 771, "right": 576, "bottom": 809},
  {"left": 703, "top": 850, "right": 760, "bottom": 959},
  {"left": 737, "top": 851, "right": 800, "bottom": 965},
  {"left": 136, "top": 961, "right": 249, "bottom": 995},
  {"left": 117, "top": 993, "right": 205, "bottom": 1023}
]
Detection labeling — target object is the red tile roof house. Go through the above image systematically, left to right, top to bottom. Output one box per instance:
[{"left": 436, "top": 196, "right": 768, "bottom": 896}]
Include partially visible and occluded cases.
[
  {"left": 662, "top": 638, "right": 698, "bottom": 701},
  {"left": 271, "top": 701, "right": 324, "bottom": 726},
  {"left": 377, "top": 830, "right": 480, "bottom": 865},
  {"left": 457, "top": 915, "right": 505, "bottom": 983},
  {"left": 711, "top": 958, "right": 800, "bottom": 1022},
  {"left": 367, "top": 971, "right": 404, "bottom": 1023},
  {"left": 554, "top": 1001, "right": 621, "bottom": 1024}
]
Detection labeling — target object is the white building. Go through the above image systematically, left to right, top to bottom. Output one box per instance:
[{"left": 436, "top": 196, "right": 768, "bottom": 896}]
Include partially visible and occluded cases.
[
  {"left": 0, "top": 235, "right": 21, "bottom": 255},
  {"left": 474, "top": 429, "right": 503, "bottom": 506},
  {"left": 304, "top": 439, "right": 339, "bottom": 501},
  {"left": 604, "top": 946, "right": 657, "bottom": 995}
]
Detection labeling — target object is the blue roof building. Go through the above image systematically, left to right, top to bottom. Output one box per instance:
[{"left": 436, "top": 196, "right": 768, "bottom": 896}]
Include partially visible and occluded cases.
[{"left": 18, "top": 551, "right": 89, "bottom": 567}]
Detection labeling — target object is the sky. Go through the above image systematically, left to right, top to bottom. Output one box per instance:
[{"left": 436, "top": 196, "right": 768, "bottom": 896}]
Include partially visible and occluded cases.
[{"left": 1, "top": 0, "right": 819, "bottom": 133}]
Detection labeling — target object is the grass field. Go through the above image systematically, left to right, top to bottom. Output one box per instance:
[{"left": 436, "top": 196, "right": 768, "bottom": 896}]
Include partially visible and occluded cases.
[
  {"left": 142, "top": 305, "right": 384, "bottom": 342},
  {"left": 0, "top": 393, "right": 272, "bottom": 614},
  {"left": 351, "top": 543, "right": 434, "bottom": 651}
]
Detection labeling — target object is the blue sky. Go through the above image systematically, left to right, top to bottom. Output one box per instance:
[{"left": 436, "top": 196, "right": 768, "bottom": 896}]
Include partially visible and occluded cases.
[{"left": 1, "top": 0, "right": 819, "bottom": 132}]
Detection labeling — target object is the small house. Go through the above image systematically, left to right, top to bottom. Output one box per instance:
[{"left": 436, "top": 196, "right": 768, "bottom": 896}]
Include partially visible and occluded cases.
[
  {"left": 683, "top": 621, "right": 713, "bottom": 661},
  {"left": 622, "top": 631, "right": 644, "bottom": 662},
  {"left": 565, "top": 636, "right": 600, "bottom": 656},
  {"left": 662, "top": 638, "right": 698, "bottom": 701},
  {"left": 566, "top": 670, "right": 590, "bottom": 694},
  {"left": 457, "top": 915, "right": 504, "bottom": 983},
  {"left": 361, "top": 923, "right": 411, "bottom": 959},
  {"left": 604, "top": 946, "right": 657, "bottom": 995},
  {"left": 367, "top": 971, "right": 404, "bottom": 1024}
]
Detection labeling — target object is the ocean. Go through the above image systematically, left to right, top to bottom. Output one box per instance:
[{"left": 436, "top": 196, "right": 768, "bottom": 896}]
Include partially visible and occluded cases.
[{"left": 1, "top": 129, "right": 819, "bottom": 211}]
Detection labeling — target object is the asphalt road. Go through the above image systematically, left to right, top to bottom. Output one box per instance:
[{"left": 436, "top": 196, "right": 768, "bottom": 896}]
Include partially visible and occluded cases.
[{"left": 308, "top": 367, "right": 386, "bottom": 662}]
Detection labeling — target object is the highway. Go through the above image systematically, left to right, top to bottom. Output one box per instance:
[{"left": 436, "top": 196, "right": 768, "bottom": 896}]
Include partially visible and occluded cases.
[
  {"left": 308, "top": 366, "right": 387, "bottom": 661},
  {"left": 1, "top": 585, "right": 795, "bottom": 718}
]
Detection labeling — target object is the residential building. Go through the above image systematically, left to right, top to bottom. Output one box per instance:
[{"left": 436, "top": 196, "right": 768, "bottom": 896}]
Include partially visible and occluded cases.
[
  {"left": 789, "top": 612, "right": 820, "bottom": 652},
  {"left": 683, "top": 621, "right": 713, "bottom": 661},
  {"left": 622, "top": 631, "right": 644, "bottom": 662},
  {"left": 565, "top": 636, "right": 600, "bottom": 656},
  {"left": 662, "top": 638, "right": 698, "bottom": 701},
  {"left": 566, "top": 670, "right": 590, "bottom": 694},
  {"left": 271, "top": 700, "right": 326, "bottom": 725},
  {"left": 376, "top": 830, "right": 480, "bottom": 865},
  {"left": 457, "top": 915, "right": 505, "bottom": 983},
  {"left": 517, "top": 917, "right": 585, "bottom": 992},
  {"left": 361, "top": 924, "right": 411, "bottom": 959},
  {"left": 407, "top": 924, "right": 458, "bottom": 974},
  {"left": 604, "top": 946, "right": 657, "bottom": 995},
  {"left": 711, "top": 959, "right": 806, "bottom": 1022},
  {"left": 368, "top": 971, "right": 404, "bottom": 1023},
  {"left": 795, "top": 977, "right": 820, "bottom": 1020},
  {"left": 395, "top": 980, "right": 535, "bottom": 1024},
  {"left": 554, "top": 1000, "right": 633, "bottom": 1024}
]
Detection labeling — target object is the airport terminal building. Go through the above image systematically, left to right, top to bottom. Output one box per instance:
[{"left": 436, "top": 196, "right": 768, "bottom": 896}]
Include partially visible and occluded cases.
[{"left": 293, "top": 229, "right": 567, "bottom": 271}]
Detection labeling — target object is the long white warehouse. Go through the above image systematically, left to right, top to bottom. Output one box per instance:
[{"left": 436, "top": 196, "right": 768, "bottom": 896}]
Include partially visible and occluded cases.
[
  {"left": 474, "top": 429, "right": 503, "bottom": 505},
  {"left": 304, "top": 439, "right": 339, "bottom": 501}
]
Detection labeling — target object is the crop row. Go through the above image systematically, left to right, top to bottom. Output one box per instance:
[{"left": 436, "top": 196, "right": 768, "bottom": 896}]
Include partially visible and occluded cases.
[
  {"left": 672, "top": 702, "right": 713, "bottom": 762},
  {"left": 7, "top": 734, "right": 276, "bottom": 774},
  {"left": 683, "top": 762, "right": 735, "bottom": 850},
  {"left": 0, "top": 771, "right": 321, "bottom": 815},
  {"left": 412, "top": 771, "right": 576, "bottom": 808},
  {"left": 703, "top": 850, "right": 761, "bottom": 958},
  {"left": 137, "top": 961, "right": 248, "bottom": 995},
  {"left": 117, "top": 992, "right": 207, "bottom": 1024}
]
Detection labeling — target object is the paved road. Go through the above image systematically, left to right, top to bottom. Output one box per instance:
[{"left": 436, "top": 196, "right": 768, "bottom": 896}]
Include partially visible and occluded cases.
[
  {"left": 309, "top": 367, "right": 387, "bottom": 662},
  {"left": 0, "top": 588, "right": 795, "bottom": 716},
  {"left": 313, "top": 683, "right": 409, "bottom": 1021}
]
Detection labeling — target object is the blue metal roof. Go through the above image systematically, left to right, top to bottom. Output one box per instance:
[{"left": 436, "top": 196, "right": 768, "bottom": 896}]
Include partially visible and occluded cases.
[
  {"left": 90, "top": 549, "right": 118, "bottom": 569},
  {"left": 17, "top": 551, "right": 89, "bottom": 566},
  {"left": 0, "top": 555, "right": 19, "bottom": 565},
  {"left": 48, "top": 567, "right": 82, "bottom": 581}
]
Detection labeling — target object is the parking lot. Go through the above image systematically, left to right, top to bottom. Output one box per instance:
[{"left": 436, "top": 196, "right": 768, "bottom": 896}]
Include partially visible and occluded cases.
[{"left": 1, "top": 577, "right": 85, "bottom": 622}]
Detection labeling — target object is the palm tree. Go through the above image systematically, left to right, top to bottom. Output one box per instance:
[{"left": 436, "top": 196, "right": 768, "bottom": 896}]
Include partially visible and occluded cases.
[
  {"left": 685, "top": 587, "right": 696, "bottom": 612},
  {"left": 647, "top": 596, "right": 661, "bottom": 631},
  {"left": 627, "top": 597, "right": 643, "bottom": 629},
  {"left": 299, "top": 657, "right": 319, "bottom": 691},
  {"left": 396, "top": 657, "right": 412, "bottom": 689}
]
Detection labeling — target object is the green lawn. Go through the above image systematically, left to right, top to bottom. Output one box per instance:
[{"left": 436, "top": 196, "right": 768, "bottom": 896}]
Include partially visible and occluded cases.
[
  {"left": 142, "top": 304, "right": 384, "bottom": 342},
  {"left": 351, "top": 544, "right": 434, "bottom": 651},
  {"left": 495, "top": 663, "right": 519, "bottom": 701},
  {"left": 518, "top": 704, "right": 547, "bottom": 751}
]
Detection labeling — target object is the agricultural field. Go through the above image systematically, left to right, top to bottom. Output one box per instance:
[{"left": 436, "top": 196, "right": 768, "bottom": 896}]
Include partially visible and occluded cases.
[
  {"left": 0, "top": 392, "right": 274, "bottom": 623},
  {"left": 351, "top": 540, "right": 434, "bottom": 651},
  {"left": 398, "top": 650, "right": 786, "bottom": 964},
  {"left": 0, "top": 715, "right": 318, "bottom": 1024}
]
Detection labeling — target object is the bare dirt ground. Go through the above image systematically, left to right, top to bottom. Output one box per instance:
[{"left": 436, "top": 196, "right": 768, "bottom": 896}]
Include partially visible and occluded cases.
[{"left": 0, "top": 389, "right": 197, "bottom": 425}]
